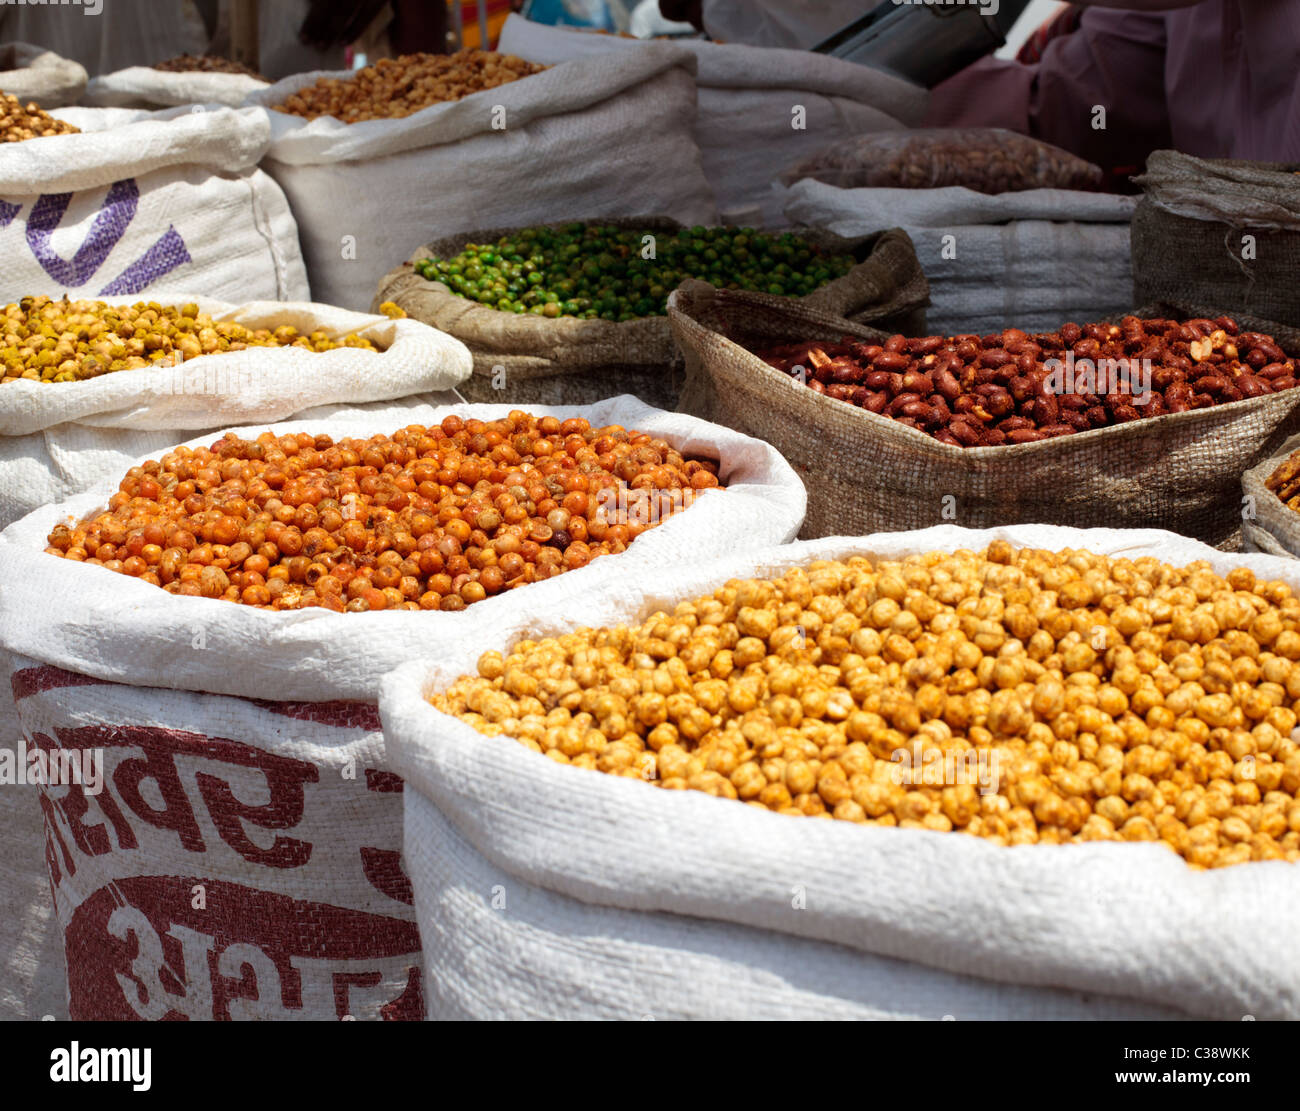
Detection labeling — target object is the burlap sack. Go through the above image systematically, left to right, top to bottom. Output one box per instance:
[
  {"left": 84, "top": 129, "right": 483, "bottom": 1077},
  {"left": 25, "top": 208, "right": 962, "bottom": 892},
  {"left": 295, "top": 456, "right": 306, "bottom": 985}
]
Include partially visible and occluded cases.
[
  {"left": 0, "top": 43, "right": 87, "bottom": 108},
  {"left": 1132, "top": 151, "right": 1300, "bottom": 331},
  {"left": 376, "top": 223, "right": 929, "bottom": 410},
  {"left": 670, "top": 285, "right": 1300, "bottom": 547},
  {"left": 1242, "top": 431, "right": 1300, "bottom": 559}
]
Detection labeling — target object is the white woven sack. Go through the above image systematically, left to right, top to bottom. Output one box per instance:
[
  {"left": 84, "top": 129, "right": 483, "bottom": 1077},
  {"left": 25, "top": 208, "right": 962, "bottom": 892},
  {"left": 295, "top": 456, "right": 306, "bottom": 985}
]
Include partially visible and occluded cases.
[
  {"left": 497, "top": 14, "right": 926, "bottom": 226},
  {"left": 0, "top": 42, "right": 87, "bottom": 108},
  {"left": 244, "top": 43, "right": 718, "bottom": 311},
  {"left": 84, "top": 67, "right": 269, "bottom": 110},
  {"left": 0, "top": 105, "right": 309, "bottom": 305},
  {"left": 783, "top": 178, "right": 1138, "bottom": 334},
  {"left": 0, "top": 297, "right": 473, "bottom": 531},
  {"left": 0, "top": 304, "right": 468, "bottom": 1021},
  {"left": 0, "top": 383, "right": 464, "bottom": 1022},
  {"left": 0, "top": 396, "right": 804, "bottom": 1020},
  {"left": 381, "top": 523, "right": 1300, "bottom": 1020},
  {"left": 0, "top": 786, "right": 66, "bottom": 1021}
]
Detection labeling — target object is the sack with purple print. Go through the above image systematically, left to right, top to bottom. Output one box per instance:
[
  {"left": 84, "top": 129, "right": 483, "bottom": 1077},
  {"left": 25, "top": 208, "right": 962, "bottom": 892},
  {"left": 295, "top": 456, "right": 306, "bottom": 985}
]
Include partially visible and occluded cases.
[{"left": 0, "top": 105, "right": 308, "bottom": 305}]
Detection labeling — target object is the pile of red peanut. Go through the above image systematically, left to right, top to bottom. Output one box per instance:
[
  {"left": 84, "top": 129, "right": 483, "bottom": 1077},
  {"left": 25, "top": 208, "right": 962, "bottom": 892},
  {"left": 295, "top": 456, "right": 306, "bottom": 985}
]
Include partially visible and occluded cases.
[{"left": 756, "top": 316, "right": 1298, "bottom": 447}]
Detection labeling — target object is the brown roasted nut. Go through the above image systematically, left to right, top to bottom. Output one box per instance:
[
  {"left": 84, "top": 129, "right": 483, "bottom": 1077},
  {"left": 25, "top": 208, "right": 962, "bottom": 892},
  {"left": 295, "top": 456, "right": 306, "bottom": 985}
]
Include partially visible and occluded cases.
[
  {"left": 274, "top": 50, "right": 547, "bottom": 123},
  {"left": 154, "top": 54, "right": 266, "bottom": 78},
  {"left": 0, "top": 92, "right": 78, "bottom": 142},
  {"left": 754, "top": 315, "right": 1296, "bottom": 448},
  {"left": 874, "top": 351, "right": 911, "bottom": 372},
  {"left": 1006, "top": 428, "right": 1045, "bottom": 444}
]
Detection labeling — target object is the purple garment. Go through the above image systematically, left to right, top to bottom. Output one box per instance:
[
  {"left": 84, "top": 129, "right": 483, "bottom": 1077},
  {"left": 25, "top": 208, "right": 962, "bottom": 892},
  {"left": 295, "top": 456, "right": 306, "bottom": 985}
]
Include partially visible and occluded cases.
[{"left": 924, "top": 1, "right": 1300, "bottom": 164}]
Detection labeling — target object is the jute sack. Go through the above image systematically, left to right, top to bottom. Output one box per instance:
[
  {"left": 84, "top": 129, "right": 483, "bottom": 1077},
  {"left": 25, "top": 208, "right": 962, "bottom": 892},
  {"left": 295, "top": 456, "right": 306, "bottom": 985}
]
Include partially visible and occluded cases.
[
  {"left": 495, "top": 14, "right": 926, "bottom": 225},
  {"left": 0, "top": 43, "right": 87, "bottom": 108},
  {"left": 246, "top": 43, "right": 718, "bottom": 312},
  {"left": 83, "top": 67, "right": 269, "bottom": 109},
  {"left": 0, "top": 105, "right": 309, "bottom": 304},
  {"left": 1133, "top": 151, "right": 1300, "bottom": 331},
  {"left": 782, "top": 177, "right": 1137, "bottom": 335},
  {"left": 373, "top": 222, "right": 930, "bottom": 410},
  {"left": 671, "top": 283, "right": 1300, "bottom": 546},
  {"left": 0, "top": 297, "right": 472, "bottom": 531},
  {"left": 0, "top": 396, "right": 805, "bottom": 1020},
  {"left": 1242, "top": 431, "right": 1300, "bottom": 558},
  {"left": 381, "top": 524, "right": 1300, "bottom": 1020}
]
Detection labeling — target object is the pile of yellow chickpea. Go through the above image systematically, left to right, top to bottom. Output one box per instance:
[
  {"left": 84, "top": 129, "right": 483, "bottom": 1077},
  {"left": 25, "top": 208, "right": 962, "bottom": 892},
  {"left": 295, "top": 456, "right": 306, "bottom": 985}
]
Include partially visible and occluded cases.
[{"left": 435, "top": 542, "right": 1300, "bottom": 869}]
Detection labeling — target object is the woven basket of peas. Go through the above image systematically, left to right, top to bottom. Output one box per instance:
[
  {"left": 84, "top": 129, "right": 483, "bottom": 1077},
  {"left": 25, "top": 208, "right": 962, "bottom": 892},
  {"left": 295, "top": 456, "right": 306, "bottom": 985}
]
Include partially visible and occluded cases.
[{"left": 373, "top": 217, "right": 929, "bottom": 410}]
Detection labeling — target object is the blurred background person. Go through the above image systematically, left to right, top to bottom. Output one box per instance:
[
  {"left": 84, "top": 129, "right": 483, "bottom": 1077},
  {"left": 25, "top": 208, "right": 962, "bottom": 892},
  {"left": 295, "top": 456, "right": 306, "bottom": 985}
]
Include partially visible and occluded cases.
[
  {"left": 0, "top": 0, "right": 209, "bottom": 74},
  {"left": 924, "top": 1, "right": 1300, "bottom": 167}
]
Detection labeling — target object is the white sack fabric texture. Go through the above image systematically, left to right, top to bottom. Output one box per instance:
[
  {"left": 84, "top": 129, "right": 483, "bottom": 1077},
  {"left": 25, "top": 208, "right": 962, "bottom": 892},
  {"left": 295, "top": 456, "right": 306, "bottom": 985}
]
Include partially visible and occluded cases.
[
  {"left": 496, "top": 15, "right": 927, "bottom": 226},
  {"left": 0, "top": 42, "right": 87, "bottom": 108},
  {"left": 246, "top": 44, "right": 718, "bottom": 311},
  {"left": 83, "top": 68, "right": 269, "bottom": 110},
  {"left": 0, "top": 106, "right": 309, "bottom": 305},
  {"left": 783, "top": 178, "right": 1137, "bottom": 335},
  {"left": 0, "top": 298, "right": 473, "bottom": 530},
  {"left": 0, "top": 397, "right": 803, "bottom": 1019},
  {"left": 381, "top": 525, "right": 1300, "bottom": 1021},
  {"left": 6, "top": 652, "right": 423, "bottom": 1021},
  {"left": 0, "top": 787, "right": 66, "bottom": 1021}
]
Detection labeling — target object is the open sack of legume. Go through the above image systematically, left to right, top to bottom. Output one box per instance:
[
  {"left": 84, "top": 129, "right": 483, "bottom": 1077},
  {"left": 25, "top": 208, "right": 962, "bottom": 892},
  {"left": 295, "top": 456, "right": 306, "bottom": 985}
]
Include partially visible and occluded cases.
[
  {"left": 0, "top": 43, "right": 87, "bottom": 109},
  {"left": 246, "top": 46, "right": 717, "bottom": 312},
  {"left": 82, "top": 59, "right": 269, "bottom": 110},
  {"left": 0, "top": 104, "right": 308, "bottom": 305},
  {"left": 374, "top": 221, "right": 928, "bottom": 409},
  {"left": 671, "top": 284, "right": 1300, "bottom": 546},
  {"left": 0, "top": 295, "right": 472, "bottom": 531},
  {"left": 0, "top": 396, "right": 803, "bottom": 1021},
  {"left": 382, "top": 524, "right": 1300, "bottom": 1020}
]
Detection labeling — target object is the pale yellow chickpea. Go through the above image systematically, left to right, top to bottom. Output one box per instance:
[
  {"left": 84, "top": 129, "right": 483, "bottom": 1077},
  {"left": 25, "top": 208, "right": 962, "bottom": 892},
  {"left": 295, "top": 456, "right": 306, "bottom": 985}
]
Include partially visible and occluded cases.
[{"left": 434, "top": 548, "right": 1300, "bottom": 869}]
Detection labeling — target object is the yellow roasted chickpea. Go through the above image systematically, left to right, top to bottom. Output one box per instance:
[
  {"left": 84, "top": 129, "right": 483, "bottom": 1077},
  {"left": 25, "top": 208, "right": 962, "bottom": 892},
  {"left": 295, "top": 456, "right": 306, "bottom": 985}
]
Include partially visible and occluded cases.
[{"left": 433, "top": 546, "right": 1300, "bottom": 870}]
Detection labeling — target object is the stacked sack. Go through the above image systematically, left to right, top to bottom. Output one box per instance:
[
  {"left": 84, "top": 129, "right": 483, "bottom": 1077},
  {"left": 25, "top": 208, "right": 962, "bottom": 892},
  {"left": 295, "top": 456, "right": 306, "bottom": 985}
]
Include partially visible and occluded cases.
[
  {"left": 0, "top": 42, "right": 87, "bottom": 108},
  {"left": 246, "top": 45, "right": 719, "bottom": 311},
  {"left": 779, "top": 130, "right": 1135, "bottom": 335}
]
